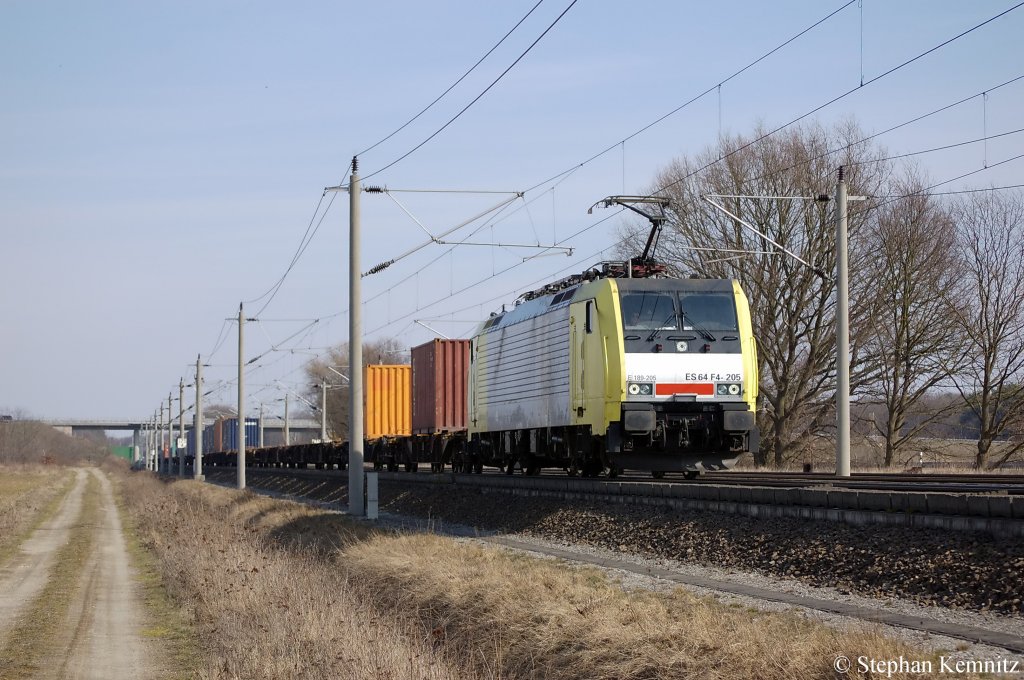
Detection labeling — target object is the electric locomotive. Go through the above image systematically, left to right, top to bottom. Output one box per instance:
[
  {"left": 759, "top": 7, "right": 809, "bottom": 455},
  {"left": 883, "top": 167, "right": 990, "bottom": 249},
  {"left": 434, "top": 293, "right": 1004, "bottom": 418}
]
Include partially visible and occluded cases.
[{"left": 467, "top": 259, "right": 759, "bottom": 477}]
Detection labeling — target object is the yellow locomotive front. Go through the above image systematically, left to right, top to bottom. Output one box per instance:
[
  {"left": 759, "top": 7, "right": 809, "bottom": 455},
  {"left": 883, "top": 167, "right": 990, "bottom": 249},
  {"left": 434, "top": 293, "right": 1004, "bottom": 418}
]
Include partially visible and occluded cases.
[{"left": 608, "top": 277, "right": 759, "bottom": 475}]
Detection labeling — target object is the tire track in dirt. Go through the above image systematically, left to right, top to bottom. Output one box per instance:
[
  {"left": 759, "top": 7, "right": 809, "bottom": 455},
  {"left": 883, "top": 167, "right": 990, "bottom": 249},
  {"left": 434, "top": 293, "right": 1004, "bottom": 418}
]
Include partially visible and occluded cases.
[
  {"left": 0, "top": 469, "right": 86, "bottom": 642},
  {"left": 38, "top": 469, "right": 153, "bottom": 680}
]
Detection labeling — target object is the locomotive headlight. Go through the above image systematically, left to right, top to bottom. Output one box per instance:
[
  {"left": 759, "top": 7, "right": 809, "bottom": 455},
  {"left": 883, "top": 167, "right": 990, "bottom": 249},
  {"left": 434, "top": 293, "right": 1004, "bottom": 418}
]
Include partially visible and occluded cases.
[
  {"left": 628, "top": 382, "right": 654, "bottom": 396},
  {"left": 716, "top": 382, "right": 742, "bottom": 396}
]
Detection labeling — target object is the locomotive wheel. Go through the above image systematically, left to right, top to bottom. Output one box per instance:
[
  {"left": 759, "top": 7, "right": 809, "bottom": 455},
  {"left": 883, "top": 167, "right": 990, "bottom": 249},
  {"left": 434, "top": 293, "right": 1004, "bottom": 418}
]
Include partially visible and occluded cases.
[
  {"left": 373, "top": 461, "right": 383, "bottom": 471},
  {"left": 473, "top": 461, "right": 483, "bottom": 474},
  {"left": 387, "top": 462, "right": 399, "bottom": 473},
  {"left": 504, "top": 462, "right": 515, "bottom": 475},
  {"left": 607, "top": 465, "right": 621, "bottom": 478},
  {"left": 683, "top": 470, "right": 700, "bottom": 480},
  {"left": 652, "top": 471, "right": 666, "bottom": 479}
]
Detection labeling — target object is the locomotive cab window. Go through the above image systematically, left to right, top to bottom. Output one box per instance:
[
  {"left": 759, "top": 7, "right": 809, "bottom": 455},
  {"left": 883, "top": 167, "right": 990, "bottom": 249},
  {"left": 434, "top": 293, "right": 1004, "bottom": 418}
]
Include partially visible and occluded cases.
[
  {"left": 620, "top": 292, "right": 677, "bottom": 330},
  {"left": 679, "top": 293, "right": 738, "bottom": 331}
]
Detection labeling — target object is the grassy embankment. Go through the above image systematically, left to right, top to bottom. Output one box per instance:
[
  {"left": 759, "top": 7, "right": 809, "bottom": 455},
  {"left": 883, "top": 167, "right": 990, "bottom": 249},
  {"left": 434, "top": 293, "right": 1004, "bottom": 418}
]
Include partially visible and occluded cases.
[
  {"left": 0, "top": 465, "right": 73, "bottom": 567},
  {"left": 109, "top": 469, "right": 202, "bottom": 679},
  {"left": 120, "top": 473, "right": 964, "bottom": 680}
]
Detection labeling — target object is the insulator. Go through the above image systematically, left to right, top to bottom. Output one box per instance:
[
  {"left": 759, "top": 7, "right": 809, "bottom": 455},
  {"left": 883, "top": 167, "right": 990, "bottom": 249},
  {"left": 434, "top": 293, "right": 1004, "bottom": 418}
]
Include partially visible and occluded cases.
[{"left": 365, "top": 260, "right": 395, "bottom": 276}]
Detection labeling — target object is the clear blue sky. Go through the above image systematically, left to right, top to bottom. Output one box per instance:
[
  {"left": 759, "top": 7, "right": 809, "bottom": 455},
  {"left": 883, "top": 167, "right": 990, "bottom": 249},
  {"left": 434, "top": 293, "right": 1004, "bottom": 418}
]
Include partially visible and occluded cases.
[{"left": 2, "top": 1, "right": 1022, "bottom": 422}]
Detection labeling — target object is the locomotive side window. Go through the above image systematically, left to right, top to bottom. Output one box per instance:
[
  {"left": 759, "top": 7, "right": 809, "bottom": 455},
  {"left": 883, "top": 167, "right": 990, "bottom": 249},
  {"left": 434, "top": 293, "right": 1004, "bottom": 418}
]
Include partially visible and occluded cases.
[
  {"left": 620, "top": 292, "right": 677, "bottom": 330},
  {"left": 679, "top": 293, "right": 738, "bottom": 331}
]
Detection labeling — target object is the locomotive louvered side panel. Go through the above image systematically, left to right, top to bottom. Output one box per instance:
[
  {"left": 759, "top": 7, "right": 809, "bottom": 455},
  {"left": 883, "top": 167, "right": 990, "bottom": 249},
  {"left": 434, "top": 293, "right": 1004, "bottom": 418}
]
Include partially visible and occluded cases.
[{"left": 472, "top": 306, "right": 571, "bottom": 430}]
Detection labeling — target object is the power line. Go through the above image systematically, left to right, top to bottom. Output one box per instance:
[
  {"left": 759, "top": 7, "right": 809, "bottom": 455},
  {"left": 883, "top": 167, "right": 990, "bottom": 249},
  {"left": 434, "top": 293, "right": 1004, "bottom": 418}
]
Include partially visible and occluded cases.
[
  {"left": 232, "top": 0, "right": 859, "bottom": 361},
  {"left": 356, "top": 0, "right": 547, "bottom": 157},
  {"left": 362, "top": 0, "right": 580, "bottom": 181},
  {"left": 520, "top": 0, "right": 858, "bottom": 195},
  {"left": 648, "top": 2, "right": 1024, "bottom": 202},
  {"left": 186, "top": 3, "right": 1024, "bottom": 406},
  {"left": 358, "top": 7, "right": 1024, "bottom": 337},
  {"left": 847, "top": 127, "right": 1024, "bottom": 167},
  {"left": 853, "top": 152, "right": 1024, "bottom": 215},
  {"left": 247, "top": 182, "right": 344, "bottom": 319},
  {"left": 898, "top": 183, "right": 1024, "bottom": 197}
]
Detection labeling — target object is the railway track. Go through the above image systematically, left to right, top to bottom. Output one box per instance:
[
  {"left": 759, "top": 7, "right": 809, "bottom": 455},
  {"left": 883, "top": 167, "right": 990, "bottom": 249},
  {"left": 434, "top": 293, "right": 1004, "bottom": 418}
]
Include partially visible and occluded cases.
[
  {"left": 197, "top": 463, "right": 1024, "bottom": 535},
  {"left": 213, "top": 463, "right": 1024, "bottom": 495}
]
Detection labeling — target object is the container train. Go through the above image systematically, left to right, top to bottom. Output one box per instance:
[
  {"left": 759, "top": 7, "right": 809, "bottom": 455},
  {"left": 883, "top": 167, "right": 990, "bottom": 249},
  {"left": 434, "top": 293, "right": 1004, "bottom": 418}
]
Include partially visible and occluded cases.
[{"left": 199, "top": 259, "right": 760, "bottom": 478}]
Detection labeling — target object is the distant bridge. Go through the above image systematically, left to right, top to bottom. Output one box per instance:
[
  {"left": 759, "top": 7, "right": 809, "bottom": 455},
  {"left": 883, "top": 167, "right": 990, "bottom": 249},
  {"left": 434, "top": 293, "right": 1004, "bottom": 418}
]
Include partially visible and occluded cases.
[
  {"left": 43, "top": 417, "right": 320, "bottom": 432},
  {"left": 42, "top": 418, "right": 324, "bottom": 454}
]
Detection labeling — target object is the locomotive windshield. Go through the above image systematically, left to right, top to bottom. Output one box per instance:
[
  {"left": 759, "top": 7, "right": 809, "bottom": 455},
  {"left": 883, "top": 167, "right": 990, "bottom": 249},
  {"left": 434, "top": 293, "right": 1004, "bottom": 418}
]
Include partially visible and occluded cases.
[
  {"left": 620, "top": 291, "right": 738, "bottom": 332},
  {"left": 620, "top": 292, "right": 677, "bottom": 330},
  {"left": 680, "top": 293, "right": 738, "bottom": 331}
]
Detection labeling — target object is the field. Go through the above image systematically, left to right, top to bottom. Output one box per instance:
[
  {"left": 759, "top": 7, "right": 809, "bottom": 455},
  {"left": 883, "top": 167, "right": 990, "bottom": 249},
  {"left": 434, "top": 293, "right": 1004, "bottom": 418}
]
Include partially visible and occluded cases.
[
  {"left": 739, "top": 435, "right": 1022, "bottom": 472},
  {"left": 1, "top": 463, "right": 1005, "bottom": 678},
  {"left": 120, "top": 472, "right": 972, "bottom": 680}
]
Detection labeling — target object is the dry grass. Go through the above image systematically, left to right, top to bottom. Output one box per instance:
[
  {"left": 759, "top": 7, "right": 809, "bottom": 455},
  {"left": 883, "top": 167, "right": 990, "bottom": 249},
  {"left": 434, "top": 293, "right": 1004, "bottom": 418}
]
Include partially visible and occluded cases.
[
  {"left": 0, "top": 464, "right": 72, "bottom": 566},
  {"left": 0, "top": 472, "right": 99, "bottom": 679},
  {"left": 109, "top": 473, "right": 201, "bottom": 679},
  {"left": 117, "top": 475, "right": 975, "bottom": 680},
  {"left": 121, "top": 475, "right": 466, "bottom": 680},
  {"left": 342, "top": 534, "right": 952, "bottom": 680}
]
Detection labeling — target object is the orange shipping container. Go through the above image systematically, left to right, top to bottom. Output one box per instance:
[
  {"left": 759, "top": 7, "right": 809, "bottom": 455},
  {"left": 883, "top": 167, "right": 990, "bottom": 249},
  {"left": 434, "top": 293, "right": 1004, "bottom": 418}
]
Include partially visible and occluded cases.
[{"left": 364, "top": 364, "right": 411, "bottom": 439}]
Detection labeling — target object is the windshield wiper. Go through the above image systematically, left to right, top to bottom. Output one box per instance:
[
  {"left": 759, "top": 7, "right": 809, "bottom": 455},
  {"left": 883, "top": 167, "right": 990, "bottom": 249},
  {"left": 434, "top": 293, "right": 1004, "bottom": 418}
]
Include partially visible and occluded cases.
[
  {"left": 680, "top": 310, "right": 717, "bottom": 342},
  {"left": 646, "top": 311, "right": 679, "bottom": 342}
]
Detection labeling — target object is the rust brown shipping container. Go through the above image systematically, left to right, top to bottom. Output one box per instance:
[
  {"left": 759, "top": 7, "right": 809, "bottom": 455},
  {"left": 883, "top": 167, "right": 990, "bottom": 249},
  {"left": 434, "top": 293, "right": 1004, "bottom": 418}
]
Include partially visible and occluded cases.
[
  {"left": 411, "top": 339, "right": 470, "bottom": 434},
  {"left": 364, "top": 364, "right": 411, "bottom": 440},
  {"left": 213, "top": 417, "right": 224, "bottom": 453}
]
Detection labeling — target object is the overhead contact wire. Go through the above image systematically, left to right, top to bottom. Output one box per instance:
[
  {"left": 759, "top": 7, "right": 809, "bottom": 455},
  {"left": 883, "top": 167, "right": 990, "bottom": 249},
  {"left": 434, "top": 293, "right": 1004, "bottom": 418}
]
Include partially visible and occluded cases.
[
  {"left": 356, "top": 0, "right": 547, "bottom": 157},
  {"left": 362, "top": 0, "right": 580, "bottom": 181}
]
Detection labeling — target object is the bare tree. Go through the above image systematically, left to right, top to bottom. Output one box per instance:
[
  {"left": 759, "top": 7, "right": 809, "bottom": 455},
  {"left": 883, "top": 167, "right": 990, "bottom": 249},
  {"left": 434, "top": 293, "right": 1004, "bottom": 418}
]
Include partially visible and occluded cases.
[
  {"left": 631, "top": 121, "right": 890, "bottom": 466},
  {"left": 857, "top": 174, "right": 965, "bottom": 466},
  {"left": 948, "top": 190, "right": 1024, "bottom": 468},
  {"left": 303, "top": 337, "right": 409, "bottom": 441},
  {"left": 203, "top": 404, "right": 238, "bottom": 418},
  {"left": 0, "top": 412, "right": 107, "bottom": 465}
]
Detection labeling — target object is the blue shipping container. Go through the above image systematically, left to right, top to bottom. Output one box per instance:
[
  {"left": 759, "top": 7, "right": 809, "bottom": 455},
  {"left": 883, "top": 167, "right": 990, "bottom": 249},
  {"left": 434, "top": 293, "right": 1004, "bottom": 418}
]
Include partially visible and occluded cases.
[
  {"left": 222, "top": 418, "right": 259, "bottom": 452},
  {"left": 203, "top": 423, "right": 216, "bottom": 453},
  {"left": 186, "top": 428, "right": 197, "bottom": 458}
]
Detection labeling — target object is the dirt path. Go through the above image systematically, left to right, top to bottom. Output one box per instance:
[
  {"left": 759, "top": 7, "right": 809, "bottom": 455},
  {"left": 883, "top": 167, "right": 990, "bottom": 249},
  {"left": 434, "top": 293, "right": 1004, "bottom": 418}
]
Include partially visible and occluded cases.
[
  {"left": 0, "top": 468, "right": 87, "bottom": 641},
  {"left": 0, "top": 468, "right": 164, "bottom": 679},
  {"left": 36, "top": 468, "right": 155, "bottom": 680}
]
